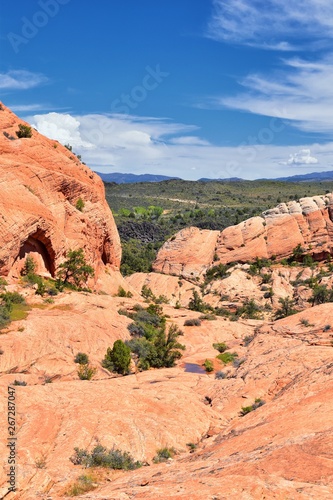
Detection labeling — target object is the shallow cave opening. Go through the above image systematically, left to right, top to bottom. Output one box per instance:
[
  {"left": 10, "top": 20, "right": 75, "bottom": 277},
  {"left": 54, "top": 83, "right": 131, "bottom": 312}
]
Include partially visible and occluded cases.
[
  {"left": 19, "top": 230, "right": 56, "bottom": 276},
  {"left": 101, "top": 239, "right": 110, "bottom": 265}
]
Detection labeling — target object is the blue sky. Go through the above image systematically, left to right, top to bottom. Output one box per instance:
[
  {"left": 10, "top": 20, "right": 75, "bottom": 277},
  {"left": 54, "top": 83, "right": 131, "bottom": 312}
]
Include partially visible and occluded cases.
[{"left": 1, "top": 0, "right": 333, "bottom": 179}]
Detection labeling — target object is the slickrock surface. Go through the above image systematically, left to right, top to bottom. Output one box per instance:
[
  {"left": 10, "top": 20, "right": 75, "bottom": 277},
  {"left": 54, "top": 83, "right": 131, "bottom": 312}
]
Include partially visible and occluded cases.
[
  {"left": 0, "top": 103, "right": 121, "bottom": 279},
  {"left": 154, "top": 195, "right": 333, "bottom": 278},
  {"left": 153, "top": 227, "right": 220, "bottom": 279},
  {"left": 125, "top": 272, "right": 201, "bottom": 307},
  {"left": 1, "top": 291, "right": 333, "bottom": 499}
]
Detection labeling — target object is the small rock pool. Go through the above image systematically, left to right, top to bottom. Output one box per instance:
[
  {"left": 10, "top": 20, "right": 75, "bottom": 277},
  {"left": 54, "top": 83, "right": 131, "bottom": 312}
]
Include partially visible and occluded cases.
[{"left": 184, "top": 363, "right": 206, "bottom": 374}]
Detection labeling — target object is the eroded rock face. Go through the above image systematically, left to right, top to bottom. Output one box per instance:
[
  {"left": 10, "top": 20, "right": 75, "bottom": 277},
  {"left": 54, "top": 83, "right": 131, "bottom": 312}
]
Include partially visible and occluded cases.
[
  {"left": 0, "top": 103, "right": 121, "bottom": 279},
  {"left": 154, "top": 196, "right": 333, "bottom": 278}
]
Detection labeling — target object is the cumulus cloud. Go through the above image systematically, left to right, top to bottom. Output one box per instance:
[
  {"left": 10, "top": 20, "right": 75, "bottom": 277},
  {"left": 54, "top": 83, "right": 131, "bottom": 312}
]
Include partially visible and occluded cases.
[
  {"left": 207, "top": 0, "right": 333, "bottom": 49},
  {"left": 0, "top": 70, "right": 48, "bottom": 90},
  {"left": 28, "top": 111, "right": 333, "bottom": 180},
  {"left": 31, "top": 112, "right": 94, "bottom": 148},
  {"left": 280, "top": 149, "right": 319, "bottom": 166}
]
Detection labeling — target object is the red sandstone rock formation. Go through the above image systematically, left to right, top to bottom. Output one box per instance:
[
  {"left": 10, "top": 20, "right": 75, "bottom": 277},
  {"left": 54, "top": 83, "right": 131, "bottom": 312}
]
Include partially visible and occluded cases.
[
  {"left": 0, "top": 103, "right": 121, "bottom": 280},
  {"left": 154, "top": 196, "right": 333, "bottom": 279}
]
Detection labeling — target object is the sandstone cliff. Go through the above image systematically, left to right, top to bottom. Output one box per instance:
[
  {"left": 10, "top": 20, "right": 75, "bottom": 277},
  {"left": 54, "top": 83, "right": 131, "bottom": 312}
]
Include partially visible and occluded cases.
[
  {"left": 0, "top": 103, "right": 121, "bottom": 279},
  {"left": 154, "top": 195, "right": 333, "bottom": 279}
]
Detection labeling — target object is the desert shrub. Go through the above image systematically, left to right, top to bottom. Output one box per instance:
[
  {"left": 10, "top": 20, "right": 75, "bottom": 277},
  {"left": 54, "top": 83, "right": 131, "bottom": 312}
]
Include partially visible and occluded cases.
[
  {"left": 16, "top": 124, "right": 32, "bottom": 138},
  {"left": 75, "top": 198, "right": 85, "bottom": 211},
  {"left": 120, "top": 240, "right": 158, "bottom": 276},
  {"left": 56, "top": 248, "right": 94, "bottom": 289},
  {"left": 21, "top": 255, "right": 36, "bottom": 276},
  {"left": 204, "top": 264, "right": 229, "bottom": 284},
  {"left": 261, "top": 273, "right": 272, "bottom": 284},
  {"left": 0, "top": 277, "right": 8, "bottom": 289},
  {"left": 310, "top": 284, "right": 333, "bottom": 306},
  {"left": 141, "top": 285, "right": 154, "bottom": 300},
  {"left": 116, "top": 286, "right": 133, "bottom": 298},
  {"left": 188, "top": 290, "right": 207, "bottom": 312},
  {"left": 1, "top": 292, "right": 25, "bottom": 305},
  {"left": 154, "top": 294, "right": 169, "bottom": 304},
  {"left": 274, "top": 296, "right": 297, "bottom": 319},
  {"left": 237, "top": 298, "right": 262, "bottom": 319},
  {"left": 0, "top": 304, "right": 11, "bottom": 328},
  {"left": 126, "top": 306, "right": 185, "bottom": 370},
  {"left": 118, "top": 308, "right": 130, "bottom": 317},
  {"left": 199, "top": 313, "right": 217, "bottom": 320},
  {"left": 184, "top": 318, "right": 201, "bottom": 326},
  {"left": 323, "top": 324, "right": 331, "bottom": 331},
  {"left": 243, "top": 335, "right": 254, "bottom": 346},
  {"left": 102, "top": 340, "right": 131, "bottom": 375},
  {"left": 212, "top": 342, "right": 228, "bottom": 353},
  {"left": 74, "top": 352, "right": 89, "bottom": 365},
  {"left": 217, "top": 352, "right": 238, "bottom": 364},
  {"left": 233, "top": 358, "right": 245, "bottom": 368},
  {"left": 203, "top": 359, "right": 214, "bottom": 372},
  {"left": 77, "top": 364, "right": 96, "bottom": 380},
  {"left": 215, "top": 370, "right": 227, "bottom": 380},
  {"left": 13, "top": 380, "right": 27, "bottom": 386},
  {"left": 240, "top": 398, "right": 265, "bottom": 417},
  {"left": 70, "top": 444, "right": 141, "bottom": 470},
  {"left": 153, "top": 447, "right": 176, "bottom": 463},
  {"left": 66, "top": 474, "right": 97, "bottom": 496}
]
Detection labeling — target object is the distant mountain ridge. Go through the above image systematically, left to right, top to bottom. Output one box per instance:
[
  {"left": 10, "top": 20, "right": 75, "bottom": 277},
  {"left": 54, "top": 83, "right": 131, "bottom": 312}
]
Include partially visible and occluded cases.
[
  {"left": 96, "top": 169, "right": 333, "bottom": 184},
  {"left": 95, "top": 172, "right": 181, "bottom": 183}
]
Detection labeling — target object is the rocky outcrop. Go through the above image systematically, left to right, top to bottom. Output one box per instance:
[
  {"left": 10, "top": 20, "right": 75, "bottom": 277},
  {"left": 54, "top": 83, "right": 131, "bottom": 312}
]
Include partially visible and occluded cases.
[
  {"left": 0, "top": 103, "right": 121, "bottom": 279},
  {"left": 153, "top": 195, "right": 333, "bottom": 278},
  {"left": 153, "top": 227, "right": 220, "bottom": 279}
]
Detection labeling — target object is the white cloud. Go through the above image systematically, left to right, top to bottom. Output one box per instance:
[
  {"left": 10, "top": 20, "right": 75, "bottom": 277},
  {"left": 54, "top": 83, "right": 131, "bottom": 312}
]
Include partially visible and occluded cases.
[
  {"left": 207, "top": 0, "right": 333, "bottom": 49},
  {"left": 214, "top": 54, "right": 333, "bottom": 134},
  {"left": 0, "top": 70, "right": 48, "bottom": 90},
  {"left": 28, "top": 111, "right": 333, "bottom": 180},
  {"left": 31, "top": 112, "right": 94, "bottom": 148},
  {"left": 169, "top": 136, "right": 211, "bottom": 146},
  {"left": 280, "top": 149, "right": 319, "bottom": 166}
]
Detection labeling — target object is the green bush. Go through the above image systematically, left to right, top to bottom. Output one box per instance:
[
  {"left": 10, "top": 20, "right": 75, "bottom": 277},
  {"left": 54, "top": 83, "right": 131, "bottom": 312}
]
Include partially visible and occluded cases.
[
  {"left": 16, "top": 124, "right": 32, "bottom": 138},
  {"left": 75, "top": 198, "right": 85, "bottom": 211},
  {"left": 57, "top": 248, "right": 94, "bottom": 289},
  {"left": 21, "top": 255, "right": 36, "bottom": 276},
  {"left": 0, "top": 277, "right": 8, "bottom": 289},
  {"left": 116, "top": 286, "right": 133, "bottom": 298},
  {"left": 188, "top": 290, "right": 208, "bottom": 313},
  {"left": 274, "top": 297, "right": 297, "bottom": 319},
  {"left": 125, "top": 305, "right": 185, "bottom": 370},
  {"left": 102, "top": 340, "right": 131, "bottom": 375},
  {"left": 212, "top": 342, "right": 228, "bottom": 353},
  {"left": 74, "top": 352, "right": 89, "bottom": 365},
  {"left": 217, "top": 352, "right": 238, "bottom": 364},
  {"left": 203, "top": 359, "right": 214, "bottom": 372},
  {"left": 77, "top": 364, "right": 96, "bottom": 380},
  {"left": 240, "top": 398, "right": 265, "bottom": 417},
  {"left": 70, "top": 444, "right": 142, "bottom": 470},
  {"left": 153, "top": 447, "right": 176, "bottom": 463},
  {"left": 66, "top": 474, "right": 97, "bottom": 496}
]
